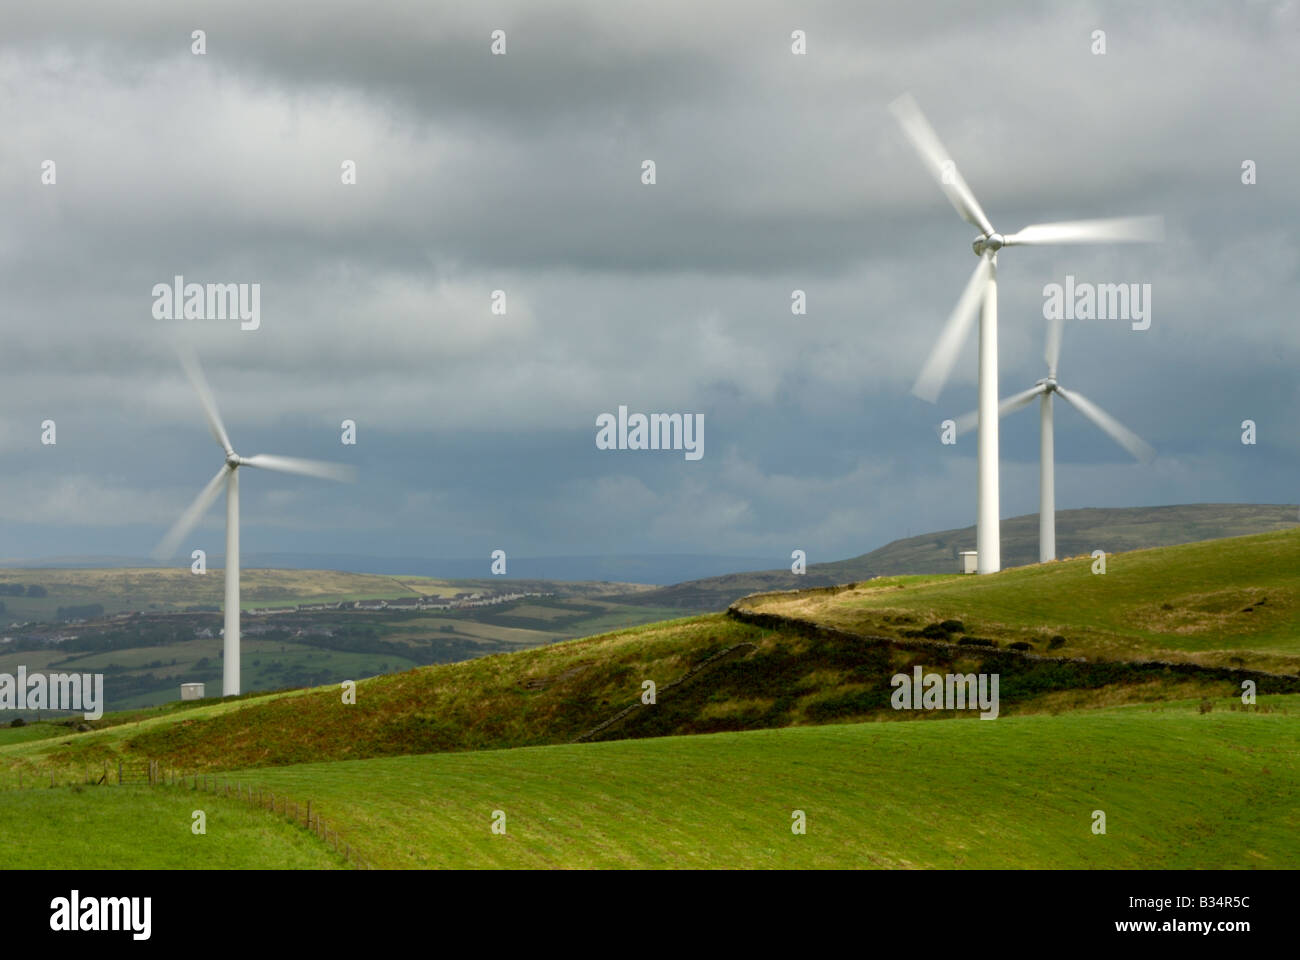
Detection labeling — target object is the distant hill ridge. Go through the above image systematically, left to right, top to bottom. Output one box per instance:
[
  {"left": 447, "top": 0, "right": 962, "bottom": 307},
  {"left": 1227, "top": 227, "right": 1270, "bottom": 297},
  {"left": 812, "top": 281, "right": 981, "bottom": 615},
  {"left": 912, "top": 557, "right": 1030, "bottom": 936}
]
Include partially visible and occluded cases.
[{"left": 624, "top": 503, "right": 1300, "bottom": 611}]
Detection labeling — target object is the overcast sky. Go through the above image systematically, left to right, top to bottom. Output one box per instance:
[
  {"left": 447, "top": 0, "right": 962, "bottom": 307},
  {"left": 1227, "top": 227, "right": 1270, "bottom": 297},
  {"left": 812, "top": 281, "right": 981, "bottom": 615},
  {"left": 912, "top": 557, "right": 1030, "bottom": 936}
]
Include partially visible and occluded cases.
[{"left": 1, "top": 0, "right": 1296, "bottom": 569}]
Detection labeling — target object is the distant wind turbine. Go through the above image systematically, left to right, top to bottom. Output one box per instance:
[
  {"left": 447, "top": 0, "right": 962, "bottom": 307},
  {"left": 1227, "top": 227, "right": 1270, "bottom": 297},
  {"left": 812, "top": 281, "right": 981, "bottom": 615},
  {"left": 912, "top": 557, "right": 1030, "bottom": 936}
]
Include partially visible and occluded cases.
[
  {"left": 888, "top": 92, "right": 1162, "bottom": 573},
  {"left": 948, "top": 313, "right": 1154, "bottom": 563},
  {"left": 153, "top": 350, "right": 355, "bottom": 696}
]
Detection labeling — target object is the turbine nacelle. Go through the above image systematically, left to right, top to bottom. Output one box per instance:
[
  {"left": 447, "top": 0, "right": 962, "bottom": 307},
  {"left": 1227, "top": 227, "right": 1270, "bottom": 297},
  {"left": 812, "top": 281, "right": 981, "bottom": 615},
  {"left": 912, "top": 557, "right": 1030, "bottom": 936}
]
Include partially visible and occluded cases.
[
  {"left": 972, "top": 233, "right": 1004, "bottom": 256},
  {"left": 1036, "top": 376, "right": 1059, "bottom": 393},
  {"left": 225, "top": 452, "right": 243, "bottom": 469}
]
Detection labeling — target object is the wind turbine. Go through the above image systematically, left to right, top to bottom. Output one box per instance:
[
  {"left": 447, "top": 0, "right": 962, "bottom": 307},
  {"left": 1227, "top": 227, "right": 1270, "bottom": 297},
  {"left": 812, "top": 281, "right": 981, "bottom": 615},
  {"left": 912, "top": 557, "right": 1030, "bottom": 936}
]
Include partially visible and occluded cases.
[
  {"left": 888, "top": 93, "right": 1162, "bottom": 573},
  {"left": 948, "top": 313, "right": 1154, "bottom": 563},
  {"left": 153, "top": 351, "right": 355, "bottom": 696}
]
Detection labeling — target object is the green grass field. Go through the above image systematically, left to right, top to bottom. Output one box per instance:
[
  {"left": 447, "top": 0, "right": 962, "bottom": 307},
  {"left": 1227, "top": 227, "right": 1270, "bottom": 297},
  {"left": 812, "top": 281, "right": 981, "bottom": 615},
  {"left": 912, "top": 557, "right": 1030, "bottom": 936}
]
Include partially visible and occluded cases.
[
  {"left": 3, "top": 527, "right": 1296, "bottom": 870},
  {"left": 736, "top": 528, "right": 1300, "bottom": 672},
  {"left": 5, "top": 696, "right": 1294, "bottom": 869},
  {"left": 227, "top": 696, "right": 1299, "bottom": 868},
  {"left": 0, "top": 784, "right": 344, "bottom": 868}
]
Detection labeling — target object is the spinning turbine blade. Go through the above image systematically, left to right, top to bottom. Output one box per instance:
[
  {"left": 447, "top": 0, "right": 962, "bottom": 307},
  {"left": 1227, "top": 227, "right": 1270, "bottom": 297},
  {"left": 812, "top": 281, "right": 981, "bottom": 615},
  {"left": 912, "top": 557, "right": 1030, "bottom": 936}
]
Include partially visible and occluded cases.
[
  {"left": 888, "top": 93, "right": 995, "bottom": 236},
  {"left": 1003, "top": 215, "right": 1164, "bottom": 247},
  {"left": 912, "top": 252, "right": 991, "bottom": 403},
  {"left": 1045, "top": 313, "right": 1065, "bottom": 377},
  {"left": 179, "top": 348, "right": 234, "bottom": 453},
  {"left": 950, "top": 383, "right": 1045, "bottom": 437},
  {"left": 1055, "top": 386, "right": 1154, "bottom": 463},
  {"left": 949, "top": 407, "right": 980, "bottom": 437},
  {"left": 241, "top": 454, "right": 356, "bottom": 483},
  {"left": 152, "top": 464, "right": 232, "bottom": 561}
]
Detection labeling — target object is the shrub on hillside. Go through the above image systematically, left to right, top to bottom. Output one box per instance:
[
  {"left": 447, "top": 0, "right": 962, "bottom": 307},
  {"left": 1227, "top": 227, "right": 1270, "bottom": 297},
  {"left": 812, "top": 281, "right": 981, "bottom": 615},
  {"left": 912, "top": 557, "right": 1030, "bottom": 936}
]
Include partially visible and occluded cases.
[
  {"left": 938, "top": 620, "right": 965, "bottom": 633},
  {"left": 1048, "top": 635, "right": 1067, "bottom": 650},
  {"left": 958, "top": 637, "right": 996, "bottom": 647},
  {"left": 1007, "top": 641, "right": 1034, "bottom": 652},
  {"left": 9, "top": 717, "right": 26, "bottom": 727}
]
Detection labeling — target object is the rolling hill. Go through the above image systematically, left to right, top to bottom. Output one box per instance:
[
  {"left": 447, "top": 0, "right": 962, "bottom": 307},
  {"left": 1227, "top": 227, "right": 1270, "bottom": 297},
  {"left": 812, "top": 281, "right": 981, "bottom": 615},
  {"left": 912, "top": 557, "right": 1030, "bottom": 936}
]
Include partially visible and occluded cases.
[
  {"left": 625, "top": 503, "right": 1300, "bottom": 610},
  {"left": 3, "top": 525, "right": 1299, "bottom": 870},
  {"left": 4, "top": 527, "right": 1298, "bottom": 781},
  {"left": 733, "top": 527, "right": 1300, "bottom": 673},
  {"left": 5, "top": 697, "right": 1298, "bottom": 869},
  {"left": 227, "top": 698, "right": 1300, "bottom": 869}
]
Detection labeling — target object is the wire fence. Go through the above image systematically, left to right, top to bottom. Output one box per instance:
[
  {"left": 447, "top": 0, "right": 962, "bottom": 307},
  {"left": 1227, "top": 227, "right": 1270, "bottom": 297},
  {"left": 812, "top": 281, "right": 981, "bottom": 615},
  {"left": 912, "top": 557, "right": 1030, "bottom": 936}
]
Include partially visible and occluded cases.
[{"left": 1, "top": 758, "right": 370, "bottom": 869}]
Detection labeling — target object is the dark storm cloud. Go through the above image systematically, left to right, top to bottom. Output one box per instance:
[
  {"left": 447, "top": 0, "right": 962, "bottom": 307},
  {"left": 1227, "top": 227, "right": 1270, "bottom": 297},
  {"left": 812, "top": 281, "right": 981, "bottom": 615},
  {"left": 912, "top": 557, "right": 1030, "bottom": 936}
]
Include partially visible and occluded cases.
[{"left": 0, "top": 1, "right": 1296, "bottom": 564}]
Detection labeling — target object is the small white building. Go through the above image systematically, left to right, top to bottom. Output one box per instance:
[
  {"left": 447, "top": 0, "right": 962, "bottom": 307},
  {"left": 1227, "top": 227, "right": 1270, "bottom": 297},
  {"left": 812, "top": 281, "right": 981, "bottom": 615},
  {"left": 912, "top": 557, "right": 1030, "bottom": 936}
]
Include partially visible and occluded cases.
[
  {"left": 957, "top": 551, "right": 979, "bottom": 574},
  {"left": 180, "top": 682, "right": 206, "bottom": 701}
]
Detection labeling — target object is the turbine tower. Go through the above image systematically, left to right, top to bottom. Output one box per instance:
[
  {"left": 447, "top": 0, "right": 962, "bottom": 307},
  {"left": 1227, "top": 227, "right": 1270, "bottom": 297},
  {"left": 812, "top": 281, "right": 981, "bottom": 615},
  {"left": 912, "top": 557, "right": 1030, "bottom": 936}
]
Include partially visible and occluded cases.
[
  {"left": 888, "top": 93, "right": 1162, "bottom": 573},
  {"left": 949, "top": 314, "right": 1154, "bottom": 562},
  {"left": 154, "top": 351, "right": 355, "bottom": 696}
]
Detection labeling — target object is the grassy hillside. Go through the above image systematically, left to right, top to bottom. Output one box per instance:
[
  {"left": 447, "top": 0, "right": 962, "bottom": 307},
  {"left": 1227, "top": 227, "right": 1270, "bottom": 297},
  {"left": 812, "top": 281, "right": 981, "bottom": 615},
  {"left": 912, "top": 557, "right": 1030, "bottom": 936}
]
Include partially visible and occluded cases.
[
  {"left": 829, "top": 502, "right": 1300, "bottom": 577},
  {"left": 629, "top": 503, "right": 1300, "bottom": 610},
  {"left": 5, "top": 523, "right": 1298, "bottom": 870},
  {"left": 3, "top": 526, "right": 1294, "bottom": 784},
  {"left": 734, "top": 527, "right": 1300, "bottom": 673},
  {"left": 6, "top": 621, "right": 1288, "bottom": 780},
  {"left": 6, "top": 695, "right": 1293, "bottom": 869},
  {"left": 220, "top": 698, "right": 1295, "bottom": 868},
  {"left": 0, "top": 784, "right": 344, "bottom": 868}
]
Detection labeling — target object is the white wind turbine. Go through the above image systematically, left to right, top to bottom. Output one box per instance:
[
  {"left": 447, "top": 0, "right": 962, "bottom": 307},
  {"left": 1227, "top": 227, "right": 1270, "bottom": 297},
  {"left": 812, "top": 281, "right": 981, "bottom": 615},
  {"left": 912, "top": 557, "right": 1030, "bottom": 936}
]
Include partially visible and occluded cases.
[
  {"left": 888, "top": 93, "right": 1163, "bottom": 573},
  {"left": 948, "top": 313, "right": 1154, "bottom": 563},
  {"left": 153, "top": 351, "right": 355, "bottom": 696}
]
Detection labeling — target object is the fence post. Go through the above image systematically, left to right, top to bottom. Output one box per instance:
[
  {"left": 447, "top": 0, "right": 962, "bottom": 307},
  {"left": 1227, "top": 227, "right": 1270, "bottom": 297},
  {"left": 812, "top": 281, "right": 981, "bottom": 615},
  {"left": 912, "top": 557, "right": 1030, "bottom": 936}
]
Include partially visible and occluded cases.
[
  {"left": 118, "top": 761, "right": 122, "bottom": 785},
  {"left": 50, "top": 771, "right": 55, "bottom": 788},
  {"left": 306, "top": 800, "right": 312, "bottom": 828}
]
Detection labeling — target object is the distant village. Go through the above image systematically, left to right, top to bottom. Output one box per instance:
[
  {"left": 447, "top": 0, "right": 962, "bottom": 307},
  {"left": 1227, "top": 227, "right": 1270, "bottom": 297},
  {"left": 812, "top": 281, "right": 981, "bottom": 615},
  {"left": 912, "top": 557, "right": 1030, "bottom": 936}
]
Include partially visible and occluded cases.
[
  {"left": 1, "top": 589, "right": 554, "bottom": 647},
  {"left": 246, "top": 589, "right": 553, "bottom": 616}
]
